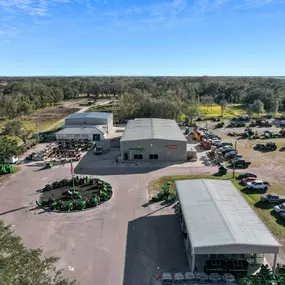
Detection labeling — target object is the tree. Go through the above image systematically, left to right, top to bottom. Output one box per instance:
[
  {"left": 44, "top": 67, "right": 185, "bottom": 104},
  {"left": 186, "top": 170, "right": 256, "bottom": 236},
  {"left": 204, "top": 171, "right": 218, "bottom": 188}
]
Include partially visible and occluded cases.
[
  {"left": 201, "top": 96, "right": 214, "bottom": 111},
  {"left": 268, "top": 99, "right": 279, "bottom": 116},
  {"left": 219, "top": 100, "right": 228, "bottom": 117},
  {"left": 249, "top": 100, "right": 264, "bottom": 116},
  {"left": 185, "top": 102, "right": 200, "bottom": 125},
  {"left": 5, "top": 121, "right": 32, "bottom": 146},
  {"left": 0, "top": 136, "right": 20, "bottom": 162},
  {"left": 0, "top": 220, "right": 76, "bottom": 285}
]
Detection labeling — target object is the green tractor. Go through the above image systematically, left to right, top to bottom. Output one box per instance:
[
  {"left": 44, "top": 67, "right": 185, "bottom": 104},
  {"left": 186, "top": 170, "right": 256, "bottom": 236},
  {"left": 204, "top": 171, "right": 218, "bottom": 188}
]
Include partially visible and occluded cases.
[
  {"left": 242, "top": 128, "right": 254, "bottom": 139},
  {"left": 264, "top": 131, "right": 278, "bottom": 139},
  {"left": 254, "top": 141, "right": 277, "bottom": 152},
  {"left": 0, "top": 164, "right": 15, "bottom": 175}
]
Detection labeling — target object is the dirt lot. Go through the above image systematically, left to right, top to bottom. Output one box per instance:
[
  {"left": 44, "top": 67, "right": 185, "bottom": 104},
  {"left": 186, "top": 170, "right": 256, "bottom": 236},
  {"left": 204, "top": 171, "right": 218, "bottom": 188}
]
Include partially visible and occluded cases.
[
  {"left": 20, "top": 101, "right": 81, "bottom": 132},
  {"left": 201, "top": 121, "right": 285, "bottom": 253}
]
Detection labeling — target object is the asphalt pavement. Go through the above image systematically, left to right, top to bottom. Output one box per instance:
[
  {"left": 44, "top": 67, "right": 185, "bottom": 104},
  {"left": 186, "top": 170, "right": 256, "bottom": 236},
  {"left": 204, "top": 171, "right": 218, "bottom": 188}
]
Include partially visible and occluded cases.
[{"left": 0, "top": 161, "right": 215, "bottom": 285}]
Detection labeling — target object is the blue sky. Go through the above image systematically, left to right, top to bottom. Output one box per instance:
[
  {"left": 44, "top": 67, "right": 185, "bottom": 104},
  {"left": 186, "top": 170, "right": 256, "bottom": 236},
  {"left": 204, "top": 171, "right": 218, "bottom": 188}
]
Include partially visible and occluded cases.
[{"left": 0, "top": 0, "right": 285, "bottom": 76}]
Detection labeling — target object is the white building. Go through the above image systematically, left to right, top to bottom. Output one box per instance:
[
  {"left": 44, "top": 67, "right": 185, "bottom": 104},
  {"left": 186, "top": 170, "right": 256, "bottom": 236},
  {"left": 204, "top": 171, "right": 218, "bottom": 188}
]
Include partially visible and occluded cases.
[{"left": 56, "top": 112, "right": 113, "bottom": 141}]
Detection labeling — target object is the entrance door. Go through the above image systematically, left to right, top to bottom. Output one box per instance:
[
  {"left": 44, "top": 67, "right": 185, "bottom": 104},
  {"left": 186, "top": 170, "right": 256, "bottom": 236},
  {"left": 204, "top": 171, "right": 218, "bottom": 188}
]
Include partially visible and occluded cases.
[
  {"left": 93, "top": 134, "right": 100, "bottom": 141},
  {"left": 123, "top": 152, "right": 129, "bottom": 160}
]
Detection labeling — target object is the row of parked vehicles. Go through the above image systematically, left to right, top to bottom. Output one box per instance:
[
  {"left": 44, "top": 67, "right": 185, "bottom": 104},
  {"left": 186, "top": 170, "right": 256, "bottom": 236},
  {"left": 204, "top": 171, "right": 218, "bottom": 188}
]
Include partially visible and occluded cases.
[
  {"left": 208, "top": 139, "right": 251, "bottom": 168},
  {"left": 236, "top": 172, "right": 271, "bottom": 191},
  {"left": 160, "top": 272, "right": 235, "bottom": 284}
]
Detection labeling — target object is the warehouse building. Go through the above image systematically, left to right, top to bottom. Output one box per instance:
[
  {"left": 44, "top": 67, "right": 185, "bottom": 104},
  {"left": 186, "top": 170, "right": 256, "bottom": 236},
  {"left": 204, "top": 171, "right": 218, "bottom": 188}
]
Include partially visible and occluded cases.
[
  {"left": 56, "top": 112, "right": 113, "bottom": 141},
  {"left": 64, "top": 112, "right": 113, "bottom": 133},
  {"left": 120, "top": 118, "right": 187, "bottom": 162},
  {"left": 56, "top": 126, "right": 106, "bottom": 141},
  {"left": 176, "top": 179, "right": 280, "bottom": 274}
]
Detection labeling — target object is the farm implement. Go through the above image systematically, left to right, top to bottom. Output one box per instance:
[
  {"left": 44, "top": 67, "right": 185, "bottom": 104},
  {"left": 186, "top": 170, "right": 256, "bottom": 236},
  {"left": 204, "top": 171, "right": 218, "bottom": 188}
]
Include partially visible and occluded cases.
[
  {"left": 254, "top": 141, "right": 277, "bottom": 152},
  {"left": 0, "top": 164, "right": 14, "bottom": 175},
  {"left": 39, "top": 176, "right": 113, "bottom": 212}
]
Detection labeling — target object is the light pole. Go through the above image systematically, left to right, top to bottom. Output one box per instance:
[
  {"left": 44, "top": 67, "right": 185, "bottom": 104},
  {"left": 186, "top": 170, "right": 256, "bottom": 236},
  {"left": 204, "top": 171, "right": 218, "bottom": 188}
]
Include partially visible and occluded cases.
[{"left": 232, "top": 140, "right": 237, "bottom": 178}]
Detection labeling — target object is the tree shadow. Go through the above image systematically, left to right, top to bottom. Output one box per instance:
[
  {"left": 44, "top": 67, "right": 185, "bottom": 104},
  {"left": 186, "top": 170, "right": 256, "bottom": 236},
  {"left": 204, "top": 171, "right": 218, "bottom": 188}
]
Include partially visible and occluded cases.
[
  {"left": 240, "top": 187, "right": 265, "bottom": 195},
  {"left": 254, "top": 201, "right": 273, "bottom": 210},
  {"left": 270, "top": 210, "right": 285, "bottom": 227}
]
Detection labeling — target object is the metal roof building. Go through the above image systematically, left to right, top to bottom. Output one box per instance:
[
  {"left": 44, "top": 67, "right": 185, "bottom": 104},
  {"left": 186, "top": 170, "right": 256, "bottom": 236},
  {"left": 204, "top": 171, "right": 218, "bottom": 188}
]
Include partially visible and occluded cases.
[
  {"left": 64, "top": 112, "right": 113, "bottom": 133},
  {"left": 120, "top": 118, "right": 187, "bottom": 162},
  {"left": 120, "top": 118, "right": 186, "bottom": 142},
  {"left": 56, "top": 126, "right": 106, "bottom": 141},
  {"left": 175, "top": 179, "right": 280, "bottom": 272}
]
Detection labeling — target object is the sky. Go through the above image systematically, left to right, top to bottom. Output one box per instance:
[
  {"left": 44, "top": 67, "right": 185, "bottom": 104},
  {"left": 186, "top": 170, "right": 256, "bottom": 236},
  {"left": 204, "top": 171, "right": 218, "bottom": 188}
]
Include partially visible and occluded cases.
[{"left": 0, "top": 0, "right": 285, "bottom": 76}]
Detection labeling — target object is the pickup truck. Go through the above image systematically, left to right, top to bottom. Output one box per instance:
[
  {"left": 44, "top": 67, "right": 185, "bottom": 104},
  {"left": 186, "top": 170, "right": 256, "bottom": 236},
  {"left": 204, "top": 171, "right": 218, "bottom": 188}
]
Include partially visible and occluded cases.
[
  {"left": 231, "top": 159, "right": 251, "bottom": 169},
  {"left": 246, "top": 180, "right": 270, "bottom": 191},
  {"left": 260, "top": 193, "right": 285, "bottom": 203},
  {"left": 274, "top": 203, "right": 285, "bottom": 213}
]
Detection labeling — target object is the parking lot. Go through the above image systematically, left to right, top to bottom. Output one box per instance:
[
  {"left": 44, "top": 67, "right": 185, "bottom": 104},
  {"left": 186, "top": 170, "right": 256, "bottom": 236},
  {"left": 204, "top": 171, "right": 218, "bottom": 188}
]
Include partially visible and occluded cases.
[{"left": 0, "top": 153, "right": 215, "bottom": 285}]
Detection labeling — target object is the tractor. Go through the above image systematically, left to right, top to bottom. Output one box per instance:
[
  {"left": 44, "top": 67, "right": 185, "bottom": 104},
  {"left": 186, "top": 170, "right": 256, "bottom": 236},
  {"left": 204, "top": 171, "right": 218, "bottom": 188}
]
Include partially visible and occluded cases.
[
  {"left": 214, "top": 122, "right": 224, "bottom": 129},
  {"left": 242, "top": 128, "right": 254, "bottom": 139},
  {"left": 264, "top": 131, "right": 278, "bottom": 139},
  {"left": 254, "top": 142, "right": 277, "bottom": 152}
]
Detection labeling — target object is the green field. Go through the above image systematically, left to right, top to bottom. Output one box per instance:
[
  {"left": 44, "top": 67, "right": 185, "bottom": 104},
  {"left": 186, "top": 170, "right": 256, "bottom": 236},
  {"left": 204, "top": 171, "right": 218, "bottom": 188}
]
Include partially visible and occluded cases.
[
  {"left": 199, "top": 104, "right": 247, "bottom": 118},
  {"left": 149, "top": 174, "right": 285, "bottom": 247}
]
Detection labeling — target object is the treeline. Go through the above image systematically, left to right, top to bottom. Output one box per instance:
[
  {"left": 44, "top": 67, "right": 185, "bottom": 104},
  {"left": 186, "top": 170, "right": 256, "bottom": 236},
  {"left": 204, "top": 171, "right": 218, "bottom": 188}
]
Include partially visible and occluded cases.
[{"left": 1, "top": 76, "right": 285, "bottom": 119}]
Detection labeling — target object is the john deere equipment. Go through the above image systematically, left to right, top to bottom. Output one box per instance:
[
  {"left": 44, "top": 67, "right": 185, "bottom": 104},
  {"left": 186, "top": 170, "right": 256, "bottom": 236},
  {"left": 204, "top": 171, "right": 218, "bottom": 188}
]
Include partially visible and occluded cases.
[
  {"left": 242, "top": 128, "right": 254, "bottom": 139},
  {"left": 264, "top": 131, "right": 278, "bottom": 139},
  {"left": 254, "top": 141, "right": 277, "bottom": 152},
  {"left": 0, "top": 164, "right": 14, "bottom": 175},
  {"left": 150, "top": 184, "right": 176, "bottom": 203}
]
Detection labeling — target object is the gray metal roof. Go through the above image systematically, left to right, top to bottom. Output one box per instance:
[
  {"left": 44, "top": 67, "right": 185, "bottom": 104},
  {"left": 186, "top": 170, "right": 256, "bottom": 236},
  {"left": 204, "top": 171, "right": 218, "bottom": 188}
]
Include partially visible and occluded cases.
[
  {"left": 66, "top": 112, "right": 112, "bottom": 119},
  {"left": 120, "top": 118, "right": 187, "bottom": 142},
  {"left": 57, "top": 126, "right": 105, "bottom": 135},
  {"left": 176, "top": 179, "right": 280, "bottom": 255}
]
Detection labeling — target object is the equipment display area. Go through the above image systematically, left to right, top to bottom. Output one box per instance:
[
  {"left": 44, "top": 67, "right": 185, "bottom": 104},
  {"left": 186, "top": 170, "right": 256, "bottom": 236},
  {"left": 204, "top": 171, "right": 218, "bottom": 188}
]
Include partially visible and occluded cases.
[
  {"left": 120, "top": 118, "right": 187, "bottom": 162},
  {"left": 38, "top": 176, "right": 113, "bottom": 212},
  {"left": 175, "top": 179, "right": 280, "bottom": 274}
]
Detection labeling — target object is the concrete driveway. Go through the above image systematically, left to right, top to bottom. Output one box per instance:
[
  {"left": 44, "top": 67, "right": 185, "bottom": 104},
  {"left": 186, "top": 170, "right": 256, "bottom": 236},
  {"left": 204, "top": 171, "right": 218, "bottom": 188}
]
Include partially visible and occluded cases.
[{"left": 0, "top": 162, "right": 215, "bottom": 285}]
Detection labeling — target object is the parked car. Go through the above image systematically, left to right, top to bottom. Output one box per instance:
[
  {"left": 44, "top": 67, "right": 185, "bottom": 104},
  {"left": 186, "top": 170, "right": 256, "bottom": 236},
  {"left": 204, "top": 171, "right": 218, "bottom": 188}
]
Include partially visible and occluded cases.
[
  {"left": 220, "top": 142, "right": 234, "bottom": 147},
  {"left": 220, "top": 147, "right": 234, "bottom": 155},
  {"left": 224, "top": 150, "right": 238, "bottom": 158},
  {"left": 231, "top": 159, "right": 251, "bottom": 168},
  {"left": 236, "top": 172, "right": 257, "bottom": 180},
  {"left": 240, "top": 177, "right": 257, "bottom": 185},
  {"left": 246, "top": 180, "right": 270, "bottom": 191},
  {"left": 261, "top": 193, "right": 285, "bottom": 203},
  {"left": 274, "top": 202, "right": 285, "bottom": 213}
]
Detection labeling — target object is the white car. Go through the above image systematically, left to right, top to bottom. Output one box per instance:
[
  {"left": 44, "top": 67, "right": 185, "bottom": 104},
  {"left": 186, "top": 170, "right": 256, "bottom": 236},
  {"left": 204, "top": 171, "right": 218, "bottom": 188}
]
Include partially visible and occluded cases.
[
  {"left": 246, "top": 180, "right": 270, "bottom": 191},
  {"left": 274, "top": 203, "right": 285, "bottom": 213}
]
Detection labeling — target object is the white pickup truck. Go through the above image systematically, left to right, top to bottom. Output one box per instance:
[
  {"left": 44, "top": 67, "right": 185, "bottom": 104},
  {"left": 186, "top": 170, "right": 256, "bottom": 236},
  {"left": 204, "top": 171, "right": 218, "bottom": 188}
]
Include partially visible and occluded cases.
[{"left": 246, "top": 180, "right": 270, "bottom": 191}]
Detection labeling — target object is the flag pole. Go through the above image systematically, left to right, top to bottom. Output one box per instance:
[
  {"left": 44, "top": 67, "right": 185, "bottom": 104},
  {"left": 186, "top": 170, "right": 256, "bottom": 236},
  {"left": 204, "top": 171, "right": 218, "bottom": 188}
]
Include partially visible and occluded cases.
[{"left": 71, "top": 158, "right": 75, "bottom": 191}]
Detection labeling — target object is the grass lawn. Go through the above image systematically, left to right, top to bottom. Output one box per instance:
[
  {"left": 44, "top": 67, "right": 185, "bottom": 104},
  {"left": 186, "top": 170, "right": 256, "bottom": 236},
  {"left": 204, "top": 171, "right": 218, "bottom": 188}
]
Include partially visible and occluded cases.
[
  {"left": 199, "top": 104, "right": 247, "bottom": 118},
  {"left": 149, "top": 174, "right": 285, "bottom": 248}
]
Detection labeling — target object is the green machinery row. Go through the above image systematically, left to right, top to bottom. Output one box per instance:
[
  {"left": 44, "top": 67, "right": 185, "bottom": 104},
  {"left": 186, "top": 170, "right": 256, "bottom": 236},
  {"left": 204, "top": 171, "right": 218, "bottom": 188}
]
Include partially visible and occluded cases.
[
  {"left": 0, "top": 164, "right": 14, "bottom": 175},
  {"left": 39, "top": 177, "right": 113, "bottom": 212}
]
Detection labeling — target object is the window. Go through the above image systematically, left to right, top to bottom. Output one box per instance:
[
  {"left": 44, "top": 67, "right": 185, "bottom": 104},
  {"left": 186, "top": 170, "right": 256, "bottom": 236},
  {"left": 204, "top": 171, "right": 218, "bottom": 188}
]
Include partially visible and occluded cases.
[
  {"left": 134, "top": 154, "right": 143, "bottom": 159},
  {"left": 149, "top": 154, "right": 158, "bottom": 160}
]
